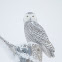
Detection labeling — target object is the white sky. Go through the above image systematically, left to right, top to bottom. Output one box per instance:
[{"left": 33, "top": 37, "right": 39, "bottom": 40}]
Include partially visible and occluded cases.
[{"left": 0, "top": 0, "right": 62, "bottom": 62}]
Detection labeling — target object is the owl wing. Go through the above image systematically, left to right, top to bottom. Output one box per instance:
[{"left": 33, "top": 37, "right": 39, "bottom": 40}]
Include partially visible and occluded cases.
[{"left": 27, "top": 21, "right": 55, "bottom": 57}]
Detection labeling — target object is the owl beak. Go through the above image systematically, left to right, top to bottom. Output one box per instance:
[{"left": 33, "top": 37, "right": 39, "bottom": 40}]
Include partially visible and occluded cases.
[{"left": 30, "top": 18, "right": 31, "bottom": 21}]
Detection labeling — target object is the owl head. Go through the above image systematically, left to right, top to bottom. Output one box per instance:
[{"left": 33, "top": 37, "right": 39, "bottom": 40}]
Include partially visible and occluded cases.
[{"left": 23, "top": 12, "right": 37, "bottom": 23}]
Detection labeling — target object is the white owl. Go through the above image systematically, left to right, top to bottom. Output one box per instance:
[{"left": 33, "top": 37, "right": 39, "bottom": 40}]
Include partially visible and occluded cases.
[{"left": 23, "top": 12, "right": 55, "bottom": 58}]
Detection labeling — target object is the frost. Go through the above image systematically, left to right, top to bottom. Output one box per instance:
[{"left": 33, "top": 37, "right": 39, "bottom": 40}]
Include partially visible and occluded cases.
[{"left": 0, "top": 36, "right": 41, "bottom": 62}]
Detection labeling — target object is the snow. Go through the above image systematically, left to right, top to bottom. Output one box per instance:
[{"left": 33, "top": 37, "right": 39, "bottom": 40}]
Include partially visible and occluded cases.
[
  {"left": 0, "top": 0, "right": 62, "bottom": 62},
  {"left": 0, "top": 37, "right": 40, "bottom": 62}
]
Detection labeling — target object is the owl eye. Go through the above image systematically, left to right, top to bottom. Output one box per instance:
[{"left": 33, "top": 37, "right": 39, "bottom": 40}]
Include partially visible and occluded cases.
[
  {"left": 26, "top": 16, "right": 28, "bottom": 17},
  {"left": 32, "top": 16, "right": 34, "bottom": 17}
]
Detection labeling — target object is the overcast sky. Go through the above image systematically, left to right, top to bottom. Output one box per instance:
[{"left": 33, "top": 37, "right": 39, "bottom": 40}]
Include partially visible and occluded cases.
[{"left": 0, "top": 0, "right": 62, "bottom": 62}]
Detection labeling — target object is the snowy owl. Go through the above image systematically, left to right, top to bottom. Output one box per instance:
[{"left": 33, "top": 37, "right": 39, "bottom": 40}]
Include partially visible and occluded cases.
[{"left": 24, "top": 12, "right": 55, "bottom": 58}]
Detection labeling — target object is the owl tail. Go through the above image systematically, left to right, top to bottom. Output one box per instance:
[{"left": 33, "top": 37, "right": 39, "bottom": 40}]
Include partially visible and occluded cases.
[{"left": 41, "top": 44, "right": 55, "bottom": 58}]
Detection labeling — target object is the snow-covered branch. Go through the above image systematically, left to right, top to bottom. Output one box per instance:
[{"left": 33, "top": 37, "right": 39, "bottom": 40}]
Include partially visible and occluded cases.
[{"left": 0, "top": 36, "right": 42, "bottom": 62}]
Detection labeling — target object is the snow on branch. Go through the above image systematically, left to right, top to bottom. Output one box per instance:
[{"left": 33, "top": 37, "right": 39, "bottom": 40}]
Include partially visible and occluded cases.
[{"left": 0, "top": 36, "right": 42, "bottom": 62}]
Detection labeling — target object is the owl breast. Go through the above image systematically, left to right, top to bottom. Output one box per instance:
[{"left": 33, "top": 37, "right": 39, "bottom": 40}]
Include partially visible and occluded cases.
[{"left": 24, "top": 21, "right": 42, "bottom": 43}]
